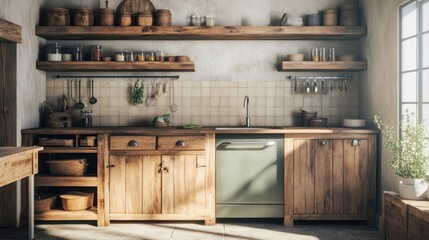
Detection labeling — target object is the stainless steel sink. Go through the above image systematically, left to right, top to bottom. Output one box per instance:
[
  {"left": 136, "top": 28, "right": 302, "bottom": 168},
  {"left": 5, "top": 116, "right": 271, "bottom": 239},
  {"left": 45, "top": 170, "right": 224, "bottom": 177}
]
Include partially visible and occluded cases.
[{"left": 215, "top": 127, "right": 281, "bottom": 130}]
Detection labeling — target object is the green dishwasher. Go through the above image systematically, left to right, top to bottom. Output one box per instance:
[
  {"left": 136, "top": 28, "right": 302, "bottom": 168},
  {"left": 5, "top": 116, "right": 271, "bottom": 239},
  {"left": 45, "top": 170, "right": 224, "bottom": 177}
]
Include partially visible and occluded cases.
[{"left": 216, "top": 134, "right": 284, "bottom": 218}]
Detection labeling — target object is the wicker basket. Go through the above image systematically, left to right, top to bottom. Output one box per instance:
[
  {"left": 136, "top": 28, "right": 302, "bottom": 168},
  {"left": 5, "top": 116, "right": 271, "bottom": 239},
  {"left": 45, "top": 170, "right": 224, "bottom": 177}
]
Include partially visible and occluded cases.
[
  {"left": 153, "top": 122, "right": 169, "bottom": 128},
  {"left": 46, "top": 159, "right": 88, "bottom": 176},
  {"left": 60, "top": 191, "right": 94, "bottom": 211},
  {"left": 35, "top": 194, "right": 57, "bottom": 212}
]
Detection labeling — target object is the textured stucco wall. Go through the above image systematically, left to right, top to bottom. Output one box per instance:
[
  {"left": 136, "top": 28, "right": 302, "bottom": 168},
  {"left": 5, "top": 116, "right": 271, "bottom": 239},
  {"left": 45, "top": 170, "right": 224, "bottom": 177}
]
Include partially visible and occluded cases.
[
  {"left": 0, "top": 0, "right": 46, "bottom": 145},
  {"left": 45, "top": 0, "right": 362, "bottom": 127},
  {"left": 360, "top": 0, "right": 409, "bottom": 194}
]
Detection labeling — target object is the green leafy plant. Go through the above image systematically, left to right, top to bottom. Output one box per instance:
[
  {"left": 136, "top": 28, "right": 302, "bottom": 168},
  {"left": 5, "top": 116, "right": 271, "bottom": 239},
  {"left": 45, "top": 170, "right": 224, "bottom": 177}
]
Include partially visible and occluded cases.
[
  {"left": 132, "top": 80, "right": 144, "bottom": 106},
  {"left": 374, "top": 110, "right": 428, "bottom": 179}
]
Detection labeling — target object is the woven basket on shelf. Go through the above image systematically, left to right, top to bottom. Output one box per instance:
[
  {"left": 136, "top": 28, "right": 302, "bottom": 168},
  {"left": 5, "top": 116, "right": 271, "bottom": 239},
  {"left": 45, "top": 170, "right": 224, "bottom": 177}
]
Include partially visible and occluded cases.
[{"left": 153, "top": 122, "right": 169, "bottom": 128}]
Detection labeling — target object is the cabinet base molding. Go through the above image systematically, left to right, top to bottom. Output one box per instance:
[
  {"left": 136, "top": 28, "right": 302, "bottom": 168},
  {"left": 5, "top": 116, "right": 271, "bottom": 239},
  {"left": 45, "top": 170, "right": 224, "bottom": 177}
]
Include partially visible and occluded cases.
[
  {"left": 110, "top": 214, "right": 210, "bottom": 222},
  {"left": 284, "top": 214, "right": 367, "bottom": 226}
]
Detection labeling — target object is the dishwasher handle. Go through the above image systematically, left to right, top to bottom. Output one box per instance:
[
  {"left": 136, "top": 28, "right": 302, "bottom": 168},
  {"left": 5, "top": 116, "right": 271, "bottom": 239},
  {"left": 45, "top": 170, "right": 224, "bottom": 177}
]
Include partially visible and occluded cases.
[{"left": 217, "top": 141, "right": 276, "bottom": 151}]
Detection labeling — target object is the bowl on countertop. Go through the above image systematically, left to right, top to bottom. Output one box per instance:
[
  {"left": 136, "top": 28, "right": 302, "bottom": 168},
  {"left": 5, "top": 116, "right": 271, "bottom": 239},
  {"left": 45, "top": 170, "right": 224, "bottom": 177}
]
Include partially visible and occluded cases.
[{"left": 342, "top": 119, "right": 366, "bottom": 128}]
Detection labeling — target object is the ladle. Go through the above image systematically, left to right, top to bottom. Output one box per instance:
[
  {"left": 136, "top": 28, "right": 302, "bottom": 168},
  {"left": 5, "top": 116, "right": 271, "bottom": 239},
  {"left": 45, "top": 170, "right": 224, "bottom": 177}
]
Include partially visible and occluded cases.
[
  {"left": 89, "top": 78, "right": 97, "bottom": 104},
  {"left": 76, "top": 79, "right": 85, "bottom": 109}
]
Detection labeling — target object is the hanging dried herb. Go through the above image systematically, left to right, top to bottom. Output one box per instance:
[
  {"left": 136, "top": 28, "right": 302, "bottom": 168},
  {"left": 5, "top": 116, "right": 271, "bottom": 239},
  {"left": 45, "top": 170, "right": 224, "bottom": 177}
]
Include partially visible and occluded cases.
[{"left": 132, "top": 79, "right": 144, "bottom": 106}]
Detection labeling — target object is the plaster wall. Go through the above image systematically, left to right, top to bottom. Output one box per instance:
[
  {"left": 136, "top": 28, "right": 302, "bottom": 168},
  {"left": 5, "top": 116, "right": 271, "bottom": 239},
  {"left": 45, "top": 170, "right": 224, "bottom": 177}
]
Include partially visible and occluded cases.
[
  {"left": 0, "top": 0, "right": 46, "bottom": 145},
  {"left": 45, "top": 0, "right": 362, "bottom": 127},
  {"left": 360, "top": 0, "right": 409, "bottom": 194}
]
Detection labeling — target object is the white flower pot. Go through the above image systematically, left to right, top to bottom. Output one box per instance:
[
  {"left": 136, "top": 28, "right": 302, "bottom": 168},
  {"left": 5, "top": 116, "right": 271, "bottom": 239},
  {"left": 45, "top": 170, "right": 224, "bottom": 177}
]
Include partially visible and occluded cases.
[{"left": 398, "top": 177, "right": 428, "bottom": 200}]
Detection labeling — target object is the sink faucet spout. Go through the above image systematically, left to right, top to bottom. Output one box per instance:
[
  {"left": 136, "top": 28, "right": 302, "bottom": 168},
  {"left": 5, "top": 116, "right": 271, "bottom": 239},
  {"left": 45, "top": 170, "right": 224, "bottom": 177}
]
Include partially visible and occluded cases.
[{"left": 243, "top": 96, "right": 250, "bottom": 127}]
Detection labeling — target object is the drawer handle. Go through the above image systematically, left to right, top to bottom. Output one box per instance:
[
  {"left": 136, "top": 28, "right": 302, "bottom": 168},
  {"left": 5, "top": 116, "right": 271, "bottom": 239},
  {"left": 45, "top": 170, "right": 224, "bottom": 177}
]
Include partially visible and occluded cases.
[
  {"left": 352, "top": 139, "right": 360, "bottom": 147},
  {"left": 128, "top": 140, "right": 138, "bottom": 147},
  {"left": 175, "top": 140, "right": 186, "bottom": 147},
  {"left": 319, "top": 140, "right": 326, "bottom": 146},
  {"left": 107, "top": 164, "right": 115, "bottom": 168},
  {"left": 197, "top": 164, "right": 207, "bottom": 168},
  {"left": 163, "top": 167, "right": 169, "bottom": 173}
]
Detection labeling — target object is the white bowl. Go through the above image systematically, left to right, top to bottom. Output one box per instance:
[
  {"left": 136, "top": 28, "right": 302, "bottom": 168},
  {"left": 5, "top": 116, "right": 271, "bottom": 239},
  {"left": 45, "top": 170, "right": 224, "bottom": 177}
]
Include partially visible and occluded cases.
[{"left": 342, "top": 119, "right": 366, "bottom": 128}]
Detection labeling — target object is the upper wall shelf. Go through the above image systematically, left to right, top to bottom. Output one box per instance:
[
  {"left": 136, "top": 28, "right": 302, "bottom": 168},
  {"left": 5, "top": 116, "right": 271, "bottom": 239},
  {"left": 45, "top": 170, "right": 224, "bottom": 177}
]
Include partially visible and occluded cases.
[
  {"left": 0, "top": 19, "right": 21, "bottom": 43},
  {"left": 35, "top": 26, "right": 367, "bottom": 41},
  {"left": 280, "top": 61, "right": 367, "bottom": 72}
]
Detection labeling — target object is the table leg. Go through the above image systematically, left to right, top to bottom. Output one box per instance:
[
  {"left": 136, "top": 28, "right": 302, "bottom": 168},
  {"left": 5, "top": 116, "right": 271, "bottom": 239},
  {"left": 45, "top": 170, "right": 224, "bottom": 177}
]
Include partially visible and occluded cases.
[
  {"left": 28, "top": 175, "right": 34, "bottom": 240},
  {"left": 16, "top": 180, "right": 21, "bottom": 228}
]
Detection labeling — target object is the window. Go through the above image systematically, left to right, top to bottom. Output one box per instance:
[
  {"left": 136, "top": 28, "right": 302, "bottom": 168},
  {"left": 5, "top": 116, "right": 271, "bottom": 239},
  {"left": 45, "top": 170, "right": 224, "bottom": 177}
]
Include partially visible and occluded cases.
[{"left": 400, "top": 0, "right": 429, "bottom": 136}]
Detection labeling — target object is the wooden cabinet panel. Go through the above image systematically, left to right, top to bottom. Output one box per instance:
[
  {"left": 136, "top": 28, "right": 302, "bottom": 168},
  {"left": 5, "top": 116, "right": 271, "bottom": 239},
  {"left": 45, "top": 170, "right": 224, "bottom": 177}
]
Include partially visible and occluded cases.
[
  {"left": 110, "top": 136, "right": 156, "bottom": 151},
  {"left": 158, "top": 136, "right": 205, "bottom": 151},
  {"left": 293, "top": 140, "right": 314, "bottom": 214},
  {"left": 314, "top": 140, "right": 333, "bottom": 214},
  {"left": 332, "top": 140, "right": 344, "bottom": 214},
  {"left": 343, "top": 140, "right": 368, "bottom": 214},
  {"left": 109, "top": 156, "right": 126, "bottom": 214},
  {"left": 125, "top": 156, "right": 143, "bottom": 214},
  {"left": 142, "top": 156, "right": 161, "bottom": 214},
  {"left": 407, "top": 206, "right": 429, "bottom": 240}
]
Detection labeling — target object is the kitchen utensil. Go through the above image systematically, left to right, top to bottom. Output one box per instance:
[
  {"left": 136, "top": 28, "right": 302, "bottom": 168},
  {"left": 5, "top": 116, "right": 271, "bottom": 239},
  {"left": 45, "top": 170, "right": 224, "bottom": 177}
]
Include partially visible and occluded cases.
[
  {"left": 89, "top": 78, "right": 97, "bottom": 104},
  {"left": 313, "top": 78, "right": 318, "bottom": 93},
  {"left": 69, "top": 79, "right": 76, "bottom": 107},
  {"left": 76, "top": 79, "right": 84, "bottom": 109},
  {"left": 170, "top": 80, "right": 178, "bottom": 112},
  {"left": 146, "top": 81, "right": 157, "bottom": 106},
  {"left": 154, "top": 83, "right": 160, "bottom": 99},
  {"left": 61, "top": 94, "right": 68, "bottom": 112},
  {"left": 43, "top": 101, "right": 55, "bottom": 113},
  {"left": 301, "top": 110, "right": 317, "bottom": 127},
  {"left": 342, "top": 119, "right": 366, "bottom": 128}
]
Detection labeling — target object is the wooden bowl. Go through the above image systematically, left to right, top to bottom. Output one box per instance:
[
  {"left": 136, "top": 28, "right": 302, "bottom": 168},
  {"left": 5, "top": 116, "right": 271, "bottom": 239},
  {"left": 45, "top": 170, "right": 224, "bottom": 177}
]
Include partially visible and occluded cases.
[
  {"left": 287, "top": 54, "right": 304, "bottom": 61},
  {"left": 176, "top": 56, "right": 190, "bottom": 62},
  {"left": 60, "top": 191, "right": 94, "bottom": 211},
  {"left": 35, "top": 194, "right": 57, "bottom": 212}
]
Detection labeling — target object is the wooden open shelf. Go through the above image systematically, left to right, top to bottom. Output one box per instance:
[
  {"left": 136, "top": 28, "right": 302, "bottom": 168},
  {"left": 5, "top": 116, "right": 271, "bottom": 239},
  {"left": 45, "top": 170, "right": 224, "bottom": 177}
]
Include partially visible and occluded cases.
[
  {"left": 0, "top": 19, "right": 21, "bottom": 43},
  {"left": 35, "top": 26, "right": 367, "bottom": 40},
  {"left": 36, "top": 61, "right": 195, "bottom": 72},
  {"left": 280, "top": 61, "right": 367, "bottom": 72},
  {"left": 40, "top": 147, "right": 98, "bottom": 154},
  {"left": 35, "top": 175, "right": 98, "bottom": 187},
  {"left": 35, "top": 208, "right": 98, "bottom": 221}
]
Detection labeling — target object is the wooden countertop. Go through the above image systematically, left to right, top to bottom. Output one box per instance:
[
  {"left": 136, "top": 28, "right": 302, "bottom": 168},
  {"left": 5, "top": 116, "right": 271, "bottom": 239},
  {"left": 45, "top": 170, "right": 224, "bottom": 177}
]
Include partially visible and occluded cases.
[
  {"left": 22, "top": 127, "right": 379, "bottom": 134},
  {"left": 0, "top": 147, "right": 43, "bottom": 187}
]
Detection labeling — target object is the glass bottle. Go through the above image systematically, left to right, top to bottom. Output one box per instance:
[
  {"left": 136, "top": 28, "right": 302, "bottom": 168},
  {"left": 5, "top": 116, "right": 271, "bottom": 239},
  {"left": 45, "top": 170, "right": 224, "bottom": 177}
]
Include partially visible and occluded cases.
[
  {"left": 73, "top": 45, "right": 83, "bottom": 61},
  {"left": 91, "top": 45, "right": 103, "bottom": 61},
  {"left": 311, "top": 48, "right": 320, "bottom": 61}
]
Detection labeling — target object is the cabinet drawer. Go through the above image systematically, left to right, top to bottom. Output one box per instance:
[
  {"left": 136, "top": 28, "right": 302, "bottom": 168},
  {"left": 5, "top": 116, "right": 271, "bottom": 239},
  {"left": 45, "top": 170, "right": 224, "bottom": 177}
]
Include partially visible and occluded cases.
[
  {"left": 110, "top": 136, "right": 156, "bottom": 151},
  {"left": 157, "top": 136, "right": 205, "bottom": 151}
]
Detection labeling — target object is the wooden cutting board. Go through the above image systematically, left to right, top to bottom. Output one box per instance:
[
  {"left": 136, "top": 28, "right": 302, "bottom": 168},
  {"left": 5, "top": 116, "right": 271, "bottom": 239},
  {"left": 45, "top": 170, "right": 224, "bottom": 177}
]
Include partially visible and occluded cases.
[{"left": 117, "top": 0, "right": 155, "bottom": 14}]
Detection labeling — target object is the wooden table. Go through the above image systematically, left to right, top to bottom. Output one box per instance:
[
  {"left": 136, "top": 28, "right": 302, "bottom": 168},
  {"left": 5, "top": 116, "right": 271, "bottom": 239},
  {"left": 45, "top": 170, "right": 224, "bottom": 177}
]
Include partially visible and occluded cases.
[{"left": 0, "top": 147, "right": 43, "bottom": 239}]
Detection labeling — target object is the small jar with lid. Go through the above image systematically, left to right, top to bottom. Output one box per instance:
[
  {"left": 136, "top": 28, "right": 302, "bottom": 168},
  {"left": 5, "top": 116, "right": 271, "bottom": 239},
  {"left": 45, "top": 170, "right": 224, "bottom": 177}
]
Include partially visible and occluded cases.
[
  {"left": 339, "top": 4, "right": 359, "bottom": 26},
  {"left": 73, "top": 8, "right": 94, "bottom": 26},
  {"left": 155, "top": 9, "right": 171, "bottom": 26},
  {"left": 323, "top": 9, "right": 337, "bottom": 26},
  {"left": 119, "top": 12, "right": 133, "bottom": 26},
  {"left": 137, "top": 12, "right": 153, "bottom": 26},
  {"left": 46, "top": 43, "right": 62, "bottom": 61},
  {"left": 73, "top": 45, "right": 84, "bottom": 61},
  {"left": 91, "top": 45, "right": 103, "bottom": 61},
  {"left": 62, "top": 46, "right": 73, "bottom": 61},
  {"left": 155, "top": 50, "right": 164, "bottom": 62},
  {"left": 124, "top": 51, "right": 134, "bottom": 61},
  {"left": 136, "top": 51, "right": 145, "bottom": 61},
  {"left": 145, "top": 51, "right": 156, "bottom": 61},
  {"left": 115, "top": 52, "right": 125, "bottom": 61}
]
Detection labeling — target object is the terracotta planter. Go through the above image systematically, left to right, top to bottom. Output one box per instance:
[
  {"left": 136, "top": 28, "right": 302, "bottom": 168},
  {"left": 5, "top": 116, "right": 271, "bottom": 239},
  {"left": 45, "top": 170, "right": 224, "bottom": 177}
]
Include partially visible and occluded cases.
[{"left": 398, "top": 177, "right": 428, "bottom": 200}]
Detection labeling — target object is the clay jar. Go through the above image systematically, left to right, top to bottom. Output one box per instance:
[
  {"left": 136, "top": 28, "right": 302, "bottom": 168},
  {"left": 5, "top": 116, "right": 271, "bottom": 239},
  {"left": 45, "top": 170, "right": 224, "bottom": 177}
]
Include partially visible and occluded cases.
[
  {"left": 340, "top": 4, "right": 359, "bottom": 26},
  {"left": 46, "top": 8, "right": 70, "bottom": 26},
  {"left": 74, "top": 8, "right": 94, "bottom": 26},
  {"left": 99, "top": 8, "right": 115, "bottom": 26},
  {"left": 155, "top": 9, "right": 172, "bottom": 26},
  {"left": 323, "top": 9, "right": 337, "bottom": 26},
  {"left": 119, "top": 12, "right": 133, "bottom": 26},
  {"left": 136, "top": 12, "right": 153, "bottom": 26}
]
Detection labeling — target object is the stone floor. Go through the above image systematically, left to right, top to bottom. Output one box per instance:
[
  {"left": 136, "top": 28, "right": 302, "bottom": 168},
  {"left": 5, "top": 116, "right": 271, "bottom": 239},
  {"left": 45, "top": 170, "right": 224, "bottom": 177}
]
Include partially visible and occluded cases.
[{"left": 0, "top": 220, "right": 380, "bottom": 240}]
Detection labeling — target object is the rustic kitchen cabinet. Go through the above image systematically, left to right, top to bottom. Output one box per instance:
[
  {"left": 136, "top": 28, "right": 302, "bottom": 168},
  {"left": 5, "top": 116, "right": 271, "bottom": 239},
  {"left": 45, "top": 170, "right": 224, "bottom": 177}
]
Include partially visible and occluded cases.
[
  {"left": 284, "top": 133, "right": 377, "bottom": 227},
  {"left": 108, "top": 134, "right": 215, "bottom": 225},
  {"left": 383, "top": 191, "right": 429, "bottom": 240}
]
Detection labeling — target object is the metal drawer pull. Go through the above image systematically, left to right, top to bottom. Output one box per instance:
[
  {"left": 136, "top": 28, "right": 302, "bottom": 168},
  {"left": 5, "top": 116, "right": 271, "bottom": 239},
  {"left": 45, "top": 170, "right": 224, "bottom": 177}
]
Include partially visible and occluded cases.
[
  {"left": 352, "top": 139, "right": 360, "bottom": 146},
  {"left": 128, "top": 140, "right": 138, "bottom": 147},
  {"left": 175, "top": 140, "right": 186, "bottom": 147},
  {"left": 319, "top": 140, "right": 326, "bottom": 146},
  {"left": 217, "top": 141, "right": 276, "bottom": 151},
  {"left": 107, "top": 164, "right": 115, "bottom": 168},
  {"left": 197, "top": 164, "right": 207, "bottom": 168},
  {"left": 163, "top": 167, "right": 169, "bottom": 173}
]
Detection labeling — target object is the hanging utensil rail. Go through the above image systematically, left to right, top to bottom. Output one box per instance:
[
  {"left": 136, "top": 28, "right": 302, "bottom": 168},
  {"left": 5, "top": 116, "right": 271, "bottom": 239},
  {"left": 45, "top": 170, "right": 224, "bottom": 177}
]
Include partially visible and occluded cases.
[
  {"left": 55, "top": 75, "right": 180, "bottom": 79},
  {"left": 288, "top": 76, "right": 353, "bottom": 81}
]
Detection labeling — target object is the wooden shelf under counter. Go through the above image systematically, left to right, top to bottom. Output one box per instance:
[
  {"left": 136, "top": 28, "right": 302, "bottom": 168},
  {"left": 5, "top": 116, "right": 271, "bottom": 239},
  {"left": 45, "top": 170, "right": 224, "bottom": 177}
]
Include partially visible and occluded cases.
[
  {"left": 35, "top": 26, "right": 367, "bottom": 40},
  {"left": 36, "top": 61, "right": 195, "bottom": 72},
  {"left": 280, "top": 61, "right": 367, "bottom": 72},
  {"left": 39, "top": 147, "right": 98, "bottom": 154},
  {"left": 35, "top": 175, "right": 98, "bottom": 187},
  {"left": 35, "top": 208, "right": 98, "bottom": 221}
]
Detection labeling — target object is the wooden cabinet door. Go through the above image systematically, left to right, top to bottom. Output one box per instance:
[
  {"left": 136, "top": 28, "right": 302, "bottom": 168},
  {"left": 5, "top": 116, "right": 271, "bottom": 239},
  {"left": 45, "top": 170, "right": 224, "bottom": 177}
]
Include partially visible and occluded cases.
[
  {"left": 293, "top": 139, "right": 315, "bottom": 214},
  {"left": 314, "top": 139, "right": 333, "bottom": 214},
  {"left": 343, "top": 139, "right": 369, "bottom": 214},
  {"left": 109, "top": 155, "right": 161, "bottom": 214},
  {"left": 161, "top": 155, "right": 206, "bottom": 215}
]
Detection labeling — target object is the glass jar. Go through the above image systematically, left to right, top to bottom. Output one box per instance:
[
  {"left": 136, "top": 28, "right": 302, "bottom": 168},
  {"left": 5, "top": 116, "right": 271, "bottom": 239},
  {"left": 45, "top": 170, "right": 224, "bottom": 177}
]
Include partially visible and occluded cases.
[
  {"left": 191, "top": 15, "right": 201, "bottom": 26},
  {"left": 205, "top": 15, "right": 215, "bottom": 26},
  {"left": 46, "top": 43, "right": 62, "bottom": 61},
  {"left": 73, "top": 45, "right": 83, "bottom": 61},
  {"left": 91, "top": 45, "right": 103, "bottom": 61},
  {"left": 61, "top": 46, "right": 73, "bottom": 61},
  {"left": 320, "top": 47, "right": 327, "bottom": 61},
  {"left": 311, "top": 48, "right": 320, "bottom": 61},
  {"left": 328, "top": 48, "right": 336, "bottom": 61},
  {"left": 156, "top": 50, "right": 164, "bottom": 62},
  {"left": 124, "top": 51, "right": 134, "bottom": 61},
  {"left": 136, "top": 51, "right": 145, "bottom": 61},
  {"left": 146, "top": 51, "right": 155, "bottom": 61},
  {"left": 115, "top": 52, "right": 125, "bottom": 62}
]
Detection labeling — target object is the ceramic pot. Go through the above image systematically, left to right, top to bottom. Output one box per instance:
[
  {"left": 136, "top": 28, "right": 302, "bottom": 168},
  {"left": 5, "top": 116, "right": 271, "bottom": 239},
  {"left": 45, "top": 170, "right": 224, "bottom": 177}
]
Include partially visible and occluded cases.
[{"left": 398, "top": 177, "right": 428, "bottom": 200}]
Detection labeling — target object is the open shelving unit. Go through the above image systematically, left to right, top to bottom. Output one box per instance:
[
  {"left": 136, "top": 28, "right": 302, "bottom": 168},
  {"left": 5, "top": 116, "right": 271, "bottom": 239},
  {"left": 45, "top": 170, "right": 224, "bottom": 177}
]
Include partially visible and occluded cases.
[{"left": 280, "top": 61, "right": 367, "bottom": 72}]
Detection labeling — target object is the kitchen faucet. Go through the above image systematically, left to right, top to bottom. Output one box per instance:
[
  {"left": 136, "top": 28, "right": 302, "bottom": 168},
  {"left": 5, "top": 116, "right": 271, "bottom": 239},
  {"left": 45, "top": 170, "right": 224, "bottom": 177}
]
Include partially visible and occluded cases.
[{"left": 243, "top": 96, "right": 250, "bottom": 127}]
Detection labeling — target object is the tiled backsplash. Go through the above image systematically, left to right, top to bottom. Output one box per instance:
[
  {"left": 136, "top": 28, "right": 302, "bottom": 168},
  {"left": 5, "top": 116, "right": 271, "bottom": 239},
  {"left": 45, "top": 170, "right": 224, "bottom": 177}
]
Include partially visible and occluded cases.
[{"left": 46, "top": 78, "right": 359, "bottom": 127}]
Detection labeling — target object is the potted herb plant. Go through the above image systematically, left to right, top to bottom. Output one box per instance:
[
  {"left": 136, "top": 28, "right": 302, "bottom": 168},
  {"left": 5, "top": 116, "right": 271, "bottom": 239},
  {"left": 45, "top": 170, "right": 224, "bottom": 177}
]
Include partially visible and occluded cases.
[{"left": 374, "top": 110, "right": 429, "bottom": 200}]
